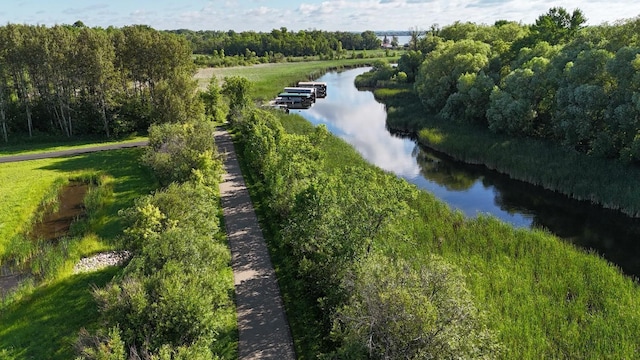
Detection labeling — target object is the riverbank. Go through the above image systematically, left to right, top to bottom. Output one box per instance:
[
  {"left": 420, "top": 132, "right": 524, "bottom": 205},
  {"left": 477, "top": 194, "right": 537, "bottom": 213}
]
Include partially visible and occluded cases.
[
  {"left": 211, "top": 64, "right": 640, "bottom": 358},
  {"left": 370, "top": 86, "right": 640, "bottom": 218},
  {"left": 235, "top": 107, "right": 640, "bottom": 359}
]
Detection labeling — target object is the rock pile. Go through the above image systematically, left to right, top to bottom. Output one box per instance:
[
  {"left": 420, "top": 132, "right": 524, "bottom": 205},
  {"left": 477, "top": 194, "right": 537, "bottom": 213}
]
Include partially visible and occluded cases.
[{"left": 73, "top": 250, "right": 132, "bottom": 274}]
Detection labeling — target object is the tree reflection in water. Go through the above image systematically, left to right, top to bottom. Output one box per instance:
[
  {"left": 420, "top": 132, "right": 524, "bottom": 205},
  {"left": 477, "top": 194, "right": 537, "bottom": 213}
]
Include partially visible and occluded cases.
[{"left": 294, "top": 67, "right": 640, "bottom": 278}]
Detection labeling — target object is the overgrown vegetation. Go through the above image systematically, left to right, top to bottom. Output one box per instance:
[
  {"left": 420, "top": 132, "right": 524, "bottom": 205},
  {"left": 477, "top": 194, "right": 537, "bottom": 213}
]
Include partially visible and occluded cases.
[
  {"left": 231, "top": 107, "right": 640, "bottom": 359},
  {"left": 230, "top": 108, "right": 502, "bottom": 358},
  {"left": 75, "top": 120, "right": 236, "bottom": 359},
  {"left": 0, "top": 147, "right": 156, "bottom": 359}
]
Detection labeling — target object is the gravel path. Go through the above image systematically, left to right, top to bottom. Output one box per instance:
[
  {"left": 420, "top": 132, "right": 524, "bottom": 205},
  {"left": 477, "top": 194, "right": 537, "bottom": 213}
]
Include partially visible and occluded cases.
[{"left": 215, "top": 127, "right": 296, "bottom": 360}]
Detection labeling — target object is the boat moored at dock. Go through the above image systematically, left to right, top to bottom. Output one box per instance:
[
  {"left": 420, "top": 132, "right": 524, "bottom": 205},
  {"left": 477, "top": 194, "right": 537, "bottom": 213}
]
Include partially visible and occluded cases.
[{"left": 297, "top": 81, "right": 327, "bottom": 98}]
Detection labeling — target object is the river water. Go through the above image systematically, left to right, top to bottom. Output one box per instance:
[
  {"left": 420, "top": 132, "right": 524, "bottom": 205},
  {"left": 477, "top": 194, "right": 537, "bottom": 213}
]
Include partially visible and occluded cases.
[{"left": 290, "top": 67, "right": 640, "bottom": 278}]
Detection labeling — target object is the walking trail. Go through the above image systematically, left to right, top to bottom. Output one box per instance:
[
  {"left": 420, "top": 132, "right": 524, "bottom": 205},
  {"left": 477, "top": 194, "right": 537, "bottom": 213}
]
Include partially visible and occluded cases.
[{"left": 215, "top": 128, "right": 296, "bottom": 360}]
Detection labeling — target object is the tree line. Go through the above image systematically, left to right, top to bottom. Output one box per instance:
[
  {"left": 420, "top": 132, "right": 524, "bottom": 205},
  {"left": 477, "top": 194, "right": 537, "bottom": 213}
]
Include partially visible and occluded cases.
[
  {"left": 371, "top": 8, "right": 640, "bottom": 163},
  {"left": 0, "top": 23, "right": 201, "bottom": 142},
  {"left": 168, "top": 28, "right": 382, "bottom": 57}
]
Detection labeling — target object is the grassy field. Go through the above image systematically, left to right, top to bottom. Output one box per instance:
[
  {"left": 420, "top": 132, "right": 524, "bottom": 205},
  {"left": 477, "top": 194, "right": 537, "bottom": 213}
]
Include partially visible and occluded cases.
[
  {"left": 195, "top": 57, "right": 398, "bottom": 101},
  {"left": 0, "top": 136, "right": 147, "bottom": 157},
  {"left": 0, "top": 146, "right": 157, "bottom": 359},
  {"left": 0, "top": 148, "right": 155, "bottom": 257},
  {"left": 0, "top": 267, "right": 120, "bottom": 359}
]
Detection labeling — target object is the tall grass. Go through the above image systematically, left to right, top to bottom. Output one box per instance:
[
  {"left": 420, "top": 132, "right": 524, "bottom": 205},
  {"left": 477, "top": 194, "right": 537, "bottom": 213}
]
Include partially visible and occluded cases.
[
  {"left": 238, "top": 111, "right": 640, "bottom": 358},
  {"left": 3, "top": 173, "right": 112, "bottom": 282}
]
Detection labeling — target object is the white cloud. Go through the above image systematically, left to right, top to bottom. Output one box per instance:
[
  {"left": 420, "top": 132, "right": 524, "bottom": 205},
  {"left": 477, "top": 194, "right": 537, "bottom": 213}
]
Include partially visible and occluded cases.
[{"left": 1, "top": 0, "right": 639, "bottom": 31}]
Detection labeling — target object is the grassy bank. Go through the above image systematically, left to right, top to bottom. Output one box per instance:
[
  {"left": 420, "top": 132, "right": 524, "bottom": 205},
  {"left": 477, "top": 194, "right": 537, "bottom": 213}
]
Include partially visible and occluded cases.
[
  {"left": 195, "top": 57, "right": 398, "bottom": 100},
  {"left": 371, "top": 86, "right": 640, "bottom": 217},
  {"left": 234, "top": 110, "right": 640, "bottom": 358},
  {"left": 0, "top": 147, "right": 157, "bottom": 359},
  {"left": 0, "top": 148, "right": 155, "bottom": 257},
  {"left": 0, "top": 267, "right": 120, "bottom": 359}
]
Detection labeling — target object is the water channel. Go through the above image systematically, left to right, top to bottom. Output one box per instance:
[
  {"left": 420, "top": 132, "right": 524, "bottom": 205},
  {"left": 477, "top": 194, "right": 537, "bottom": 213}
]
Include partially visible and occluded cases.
[{"left": 290, "top": 67, "right": 640, "bottom": 278}]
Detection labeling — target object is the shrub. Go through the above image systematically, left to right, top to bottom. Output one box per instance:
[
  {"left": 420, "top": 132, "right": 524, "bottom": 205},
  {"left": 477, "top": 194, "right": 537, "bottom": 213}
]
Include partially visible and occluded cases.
[
  {"left": 143, "top": 121, "right": 221, "bottom": 186},
  {"left": 120, "top": 182, "right": 221, "bottom": 252},
  {"left": 333, "top": 253, "right": 501, "bottom": 359},
  {"left": 75, "top": 326, "right": 127, "bottom": 360}
]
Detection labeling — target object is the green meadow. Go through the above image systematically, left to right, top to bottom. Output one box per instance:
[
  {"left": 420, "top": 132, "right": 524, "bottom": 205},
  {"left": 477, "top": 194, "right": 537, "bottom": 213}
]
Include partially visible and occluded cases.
[
  {"left": 195, "top": 57, "right": 397, "bottom": 100},
  {"left": 0, "top": 136, "right": 147, "bottom": 157},
  {"left": 0, "top": 146, "right": 156, "bottom": 359}
]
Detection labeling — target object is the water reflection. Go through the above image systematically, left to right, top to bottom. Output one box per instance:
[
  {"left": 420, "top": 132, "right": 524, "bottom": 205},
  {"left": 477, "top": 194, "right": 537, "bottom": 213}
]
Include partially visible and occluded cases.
[
  {"left": 292, "top": 67, "right": 640, "bottom": 277},
  {"left": 295, "top": 70, "right": 421, "bottom": 178}
]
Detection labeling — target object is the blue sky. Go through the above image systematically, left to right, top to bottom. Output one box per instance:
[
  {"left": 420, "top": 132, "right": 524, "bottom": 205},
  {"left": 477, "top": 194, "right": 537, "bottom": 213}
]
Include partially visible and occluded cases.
[{"left": 1, "top": 0, "right": 638, "bottom": 31}]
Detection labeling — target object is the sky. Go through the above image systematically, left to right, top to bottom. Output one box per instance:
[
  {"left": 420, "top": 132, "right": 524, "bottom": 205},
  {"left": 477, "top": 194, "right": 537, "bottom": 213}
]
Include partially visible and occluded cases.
[{"left": 1, "top": 0, "right": 639, "bottom": 32}]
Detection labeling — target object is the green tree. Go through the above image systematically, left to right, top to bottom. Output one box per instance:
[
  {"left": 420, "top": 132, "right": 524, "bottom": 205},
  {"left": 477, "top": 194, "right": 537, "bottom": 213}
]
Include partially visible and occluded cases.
[
  {"left": 531, "top": 7, "right": 587, "bottom": 45},
  {"left": 75, "top": 27, "right": 117, "bottom": 136},
  {"left": 361, "top": 30, "right": 381, "bottom": 50},
  {"left": 391, "top": 35, "right": 399, "bottom": 47},
  {"left": 415, "top": 39, "right": 491, "bottom": 114},
  {"left": 553, "top": 49, "right": 614, "bottom": 154},
  {"left": 397, "top": 50, "right": 423, "bottom": 82},
  {"left": 486, "top": 56, "right": 555, "bottom": 137},
  {"left": 441, "top": 71, "right": 495, "bottom": 125},
  {"left": 201, "top": 75, "right": 227, "bottom": 122},
  {"left": 221, "top": 76, "right": 253, "bottom": 116},
  {"left": 142, "top": 120, "right": 221, "bottom": 186},
  {"left": 282, "top": 167, "right": 414, "bottom": 313}
]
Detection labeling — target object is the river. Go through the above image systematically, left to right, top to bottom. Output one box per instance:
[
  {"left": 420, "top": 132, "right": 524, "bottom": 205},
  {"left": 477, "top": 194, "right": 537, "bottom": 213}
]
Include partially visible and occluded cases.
[{"left": 289, "top": 67, "right": 640, "bottom": 278}]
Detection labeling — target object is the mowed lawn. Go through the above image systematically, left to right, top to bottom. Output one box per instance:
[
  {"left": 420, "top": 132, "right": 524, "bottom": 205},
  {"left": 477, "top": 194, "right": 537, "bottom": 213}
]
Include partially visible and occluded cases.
[{"left": 0, "top": 136, "right": 147, "bottom": 157}]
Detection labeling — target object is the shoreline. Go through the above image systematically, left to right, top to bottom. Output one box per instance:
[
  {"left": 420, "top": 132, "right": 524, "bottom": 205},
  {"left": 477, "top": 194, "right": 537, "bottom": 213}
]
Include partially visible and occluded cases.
[{"left": 368, "top": 86, "right": 640, "bottom": 218}]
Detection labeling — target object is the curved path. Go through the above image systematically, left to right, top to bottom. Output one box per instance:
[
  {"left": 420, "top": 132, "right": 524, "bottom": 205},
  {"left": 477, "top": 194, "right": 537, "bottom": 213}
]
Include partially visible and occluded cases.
[
  {"left": 215, "top": 128, "right": 296, "bottom": 360},
  {"left": 0, "top": 141, "right": 148, "bottom": 163}
]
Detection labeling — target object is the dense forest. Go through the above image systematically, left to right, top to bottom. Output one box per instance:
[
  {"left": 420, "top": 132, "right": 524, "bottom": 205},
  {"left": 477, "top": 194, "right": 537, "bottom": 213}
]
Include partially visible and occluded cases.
[
  {"left": 362, "top": 8, "right": 640, "bottom": 163},
  {"left": 0, "top": 24, "right": 201, "bottom": 142},
  {"left": 168, "top": 28, "right": 382, "bottom": 56}
]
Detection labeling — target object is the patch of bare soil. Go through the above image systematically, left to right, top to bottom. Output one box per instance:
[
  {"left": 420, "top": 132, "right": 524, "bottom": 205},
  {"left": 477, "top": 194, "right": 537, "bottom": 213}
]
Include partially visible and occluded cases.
[
  {"left": 30, "top": 182, "right": 88, "bottom": 242},
  {"left": 0, "top": 270, "right": 27, "bottom": 297}
]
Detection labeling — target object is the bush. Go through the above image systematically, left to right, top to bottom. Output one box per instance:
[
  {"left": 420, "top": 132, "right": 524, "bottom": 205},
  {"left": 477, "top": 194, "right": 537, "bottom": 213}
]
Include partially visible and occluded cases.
[
  {"left": 82, "top": 119, "right": 233, "bottom": 358},
  {"left": 143, "top": 121, "right": 222, "bottom": 186},
  {"left": 120, "top": 182, "right": 221, "bottom": 252},
  {"left": 94, "top": 184, "right": 232, "bottom": 353},
  {"left": 333, "top": 253, "right": 501, "bottom": 359},
  {"left": 75, "top": 326, "right": 127, "bottom": 360}
]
